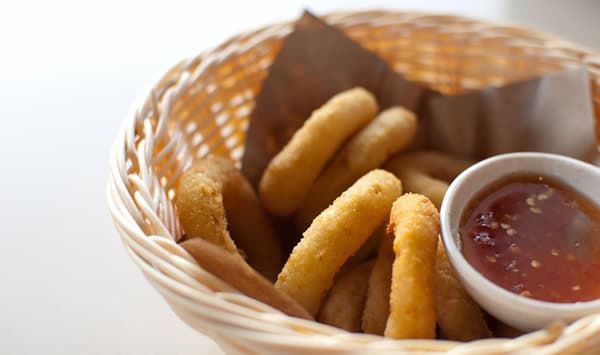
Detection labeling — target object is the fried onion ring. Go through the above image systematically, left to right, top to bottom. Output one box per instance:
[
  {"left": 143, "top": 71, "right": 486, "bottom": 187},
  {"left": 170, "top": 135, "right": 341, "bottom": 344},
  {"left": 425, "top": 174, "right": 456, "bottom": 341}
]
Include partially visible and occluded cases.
[
  {"left": 259, "top": 87, "right": 377, "bottom": 216},
  {"left": 296, "top": 106, "right": 416, "bottom": 229},
  {"left": 384, "top": 151, "right": 474, "bottom": 208},
  {"left": 176, "top": 155, "right": 283, "bottom": 280},
  {"left": 275, "top": 170, "right": 402, "bottom": 315},
  {"left": 385, "top": 194, "right": 440, "bottom": 339},
  {"left": 362, "top": 232, "right": 393, "bottom": 335},
  {"left": 435, "top": 241, "right": 492, "bottom": 341},
  {"left": 318, "top": 260, "right": 375, "bottom": 331}
]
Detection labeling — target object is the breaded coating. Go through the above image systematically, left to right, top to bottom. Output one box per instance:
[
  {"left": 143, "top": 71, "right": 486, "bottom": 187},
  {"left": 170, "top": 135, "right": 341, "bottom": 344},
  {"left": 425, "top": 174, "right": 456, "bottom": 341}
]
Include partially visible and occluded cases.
[
  {"left": 259, "top": 87, "right": 377, "bottom": 216},
  {"left": 296, "top": 106, "right": 417, "bottom": 229},
  {"left": 385, "top": 150, "right": 474, "bottom": 181},
  {"left": 384, "top": 151, "right": 473, "bottom": 209},
  {"left": 176, "top": 156, "right": 283, "bottom": 281},
  {"left": 176, "top": 166, "right": 238, "bottom": 255},
  {"left": 386, "top": 167, "right": 448, "bottom": 209},
  {"left": 275, "top": 170, "right": 402, "bottom": 316},
  {"left": 385, "top": 194, "right": 440, "bottom": 339},
  {"left": 339, "top": 225, "right": 384, "bottom": 276},
  {"left": 362, "top": 232, "right": 394, "bottom": 335},
  {"left": 435, "top": 242, "right": 492, "bottom": 341},
  {"left": 318, "top": 260, "right": 375, "bottom": 331}
]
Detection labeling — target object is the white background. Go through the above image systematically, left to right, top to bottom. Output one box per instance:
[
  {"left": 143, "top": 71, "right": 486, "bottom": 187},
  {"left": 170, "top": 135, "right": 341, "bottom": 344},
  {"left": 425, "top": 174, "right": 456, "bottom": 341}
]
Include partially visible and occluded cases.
[{"left": 1, "top": 0, "right": 599, "bottom": 354}]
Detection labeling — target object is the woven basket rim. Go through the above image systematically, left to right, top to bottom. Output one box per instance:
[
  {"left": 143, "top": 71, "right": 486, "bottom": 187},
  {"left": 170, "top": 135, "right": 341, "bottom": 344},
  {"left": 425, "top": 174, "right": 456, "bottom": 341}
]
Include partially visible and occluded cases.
[
  {"left": 107, "top": 9, "right": 600, "bottom": 354},
  {"left": 329, "top": 9, "right": 600, "bottom": 53}
]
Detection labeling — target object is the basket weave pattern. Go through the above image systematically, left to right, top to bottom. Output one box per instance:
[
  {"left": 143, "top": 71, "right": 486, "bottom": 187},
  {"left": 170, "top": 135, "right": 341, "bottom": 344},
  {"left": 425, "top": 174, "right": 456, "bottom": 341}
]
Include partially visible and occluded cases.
[{"left": 108, "top": 11, "right": 600, "bottom": 353}]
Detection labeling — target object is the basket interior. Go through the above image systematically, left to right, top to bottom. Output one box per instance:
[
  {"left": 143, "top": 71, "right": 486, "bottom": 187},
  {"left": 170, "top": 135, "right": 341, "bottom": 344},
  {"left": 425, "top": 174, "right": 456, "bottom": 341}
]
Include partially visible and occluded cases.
[
  {"left": 113, "top": 10, "right": 600, "bottom": 353},
  {"left": 157, "top": 12, "right": 600, "bottom": 184}
]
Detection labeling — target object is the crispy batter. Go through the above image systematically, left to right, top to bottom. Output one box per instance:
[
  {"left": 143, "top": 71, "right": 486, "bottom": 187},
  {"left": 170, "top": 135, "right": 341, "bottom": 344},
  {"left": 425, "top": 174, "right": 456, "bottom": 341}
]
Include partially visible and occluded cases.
[
  {"left": 259, "top": 87, "right": 378, "bottom": 216},
  {"left": 296, "top": 107, "right": 417, "bottom": 229},
  {"left": 384, "top": 151, "right": 473, "bottom": 209},
  {"left": 386, "top": 151, "right": 475, "bottom": 181},
  {"left": 176, "top": 156, "right": 283, "bottom": 280},
  {"left": 176, "top": 165, "right": 238, "bottom": 255},
  {"left": 386, "top": 167, "right": 448, "bottom": 209},
  {"left": 275, "top": 170, "right": 402, "bottom": 316},
  {"left": 385, "top": 194, "right": 440, "bottom": 339},
  {"left": 339, "top": 225, "right": 384, "bottom": 276},
  {"left": 362, "top": 232, "right": 394, "bottom": 335},
  {"left": 181, "top": 238, "right": 311, "bottom": 320},
  {"left": 435, "top": 242, "right": 492, "bottom": 341},
  {"left": 318, "top": 260, "right": 375, "bottom": 332}
]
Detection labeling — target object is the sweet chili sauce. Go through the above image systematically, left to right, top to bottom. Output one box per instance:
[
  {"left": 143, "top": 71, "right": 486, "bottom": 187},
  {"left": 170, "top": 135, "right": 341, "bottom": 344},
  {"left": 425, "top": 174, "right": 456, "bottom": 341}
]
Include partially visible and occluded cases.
[{"left": 459, "top": 174, "right": 600, "bottom": 303}]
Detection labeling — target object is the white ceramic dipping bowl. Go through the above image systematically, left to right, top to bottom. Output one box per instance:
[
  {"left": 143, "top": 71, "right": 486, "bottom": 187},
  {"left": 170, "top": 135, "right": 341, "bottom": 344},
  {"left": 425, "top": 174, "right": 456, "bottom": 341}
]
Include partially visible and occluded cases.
[{"left": 441, "top": 152, "right": 600, "bottom": 331}]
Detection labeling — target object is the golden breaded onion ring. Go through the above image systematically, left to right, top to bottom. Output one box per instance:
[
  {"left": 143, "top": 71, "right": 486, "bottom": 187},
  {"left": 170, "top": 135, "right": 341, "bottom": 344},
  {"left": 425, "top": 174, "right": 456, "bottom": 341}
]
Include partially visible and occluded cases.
[
  {"left": 259, "top": 87, "right": 377, "bottom": 216},
  {"left": 296, "top": 106, "right": 417, "bottom": 229},
  {"left": 386, "top": 150, "right": 474, "bottom": 181},
  {"left": 384, "top": 151, "right": 474, "bottom": 209},
  {"left": 176, "top": 155, "right": 283, "bottom": 281},
  {"left": 386, "top": 168, "right": 448, "bottom": 209},
  {"left": 275, "top": 169, "right": 402, "bottom": 316},
  {"left": 385, "top": 194, "right": 440, "bottom": 339},
  {"left": 339, "top": 225, "right": 384, "bottom": 277},
  {"left": 362, "top": 232, "right": 394, "bottom": 335},
  {"left": 435, "top": 242, "right": 492, "bottom": 341},
  {"left": 318, "top": 260, "right": 375, "bottom": 332}
]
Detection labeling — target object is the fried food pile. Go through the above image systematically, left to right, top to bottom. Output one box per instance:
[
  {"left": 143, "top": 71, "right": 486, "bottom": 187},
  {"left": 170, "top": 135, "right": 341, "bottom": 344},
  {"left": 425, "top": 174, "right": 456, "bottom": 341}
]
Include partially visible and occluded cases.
[{"left": 176, "top": 87, "right": 497, "bottom": 341}]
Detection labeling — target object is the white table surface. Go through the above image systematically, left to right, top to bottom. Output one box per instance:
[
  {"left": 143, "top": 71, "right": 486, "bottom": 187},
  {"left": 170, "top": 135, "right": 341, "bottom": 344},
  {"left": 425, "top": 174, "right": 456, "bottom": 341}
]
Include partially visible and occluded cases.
[{"left": 1, "top": 0, "right": 598, "bottom": 354}]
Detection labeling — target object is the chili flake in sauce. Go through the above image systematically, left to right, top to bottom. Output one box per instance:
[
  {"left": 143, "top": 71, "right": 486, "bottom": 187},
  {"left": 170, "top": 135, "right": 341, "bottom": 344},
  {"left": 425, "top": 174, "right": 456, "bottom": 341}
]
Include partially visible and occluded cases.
[{"left": 459, "top": 174, "right": 600, "bottom": 303}]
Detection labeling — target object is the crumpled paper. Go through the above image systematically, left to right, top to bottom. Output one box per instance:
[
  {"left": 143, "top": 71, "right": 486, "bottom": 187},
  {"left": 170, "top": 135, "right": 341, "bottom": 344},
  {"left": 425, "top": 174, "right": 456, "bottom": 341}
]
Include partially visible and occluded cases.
[
  {"left": 240, "top": 10, "right": 597, "bottom": 252},
  {"left": 241, "top": 11, "right": 596, "bottom": 186},
  {"left": 241, "top": 11, "right": 435, "bottom": 186},
  {"left": 427, "top": 67, "right": 596, "bottom": 160}
]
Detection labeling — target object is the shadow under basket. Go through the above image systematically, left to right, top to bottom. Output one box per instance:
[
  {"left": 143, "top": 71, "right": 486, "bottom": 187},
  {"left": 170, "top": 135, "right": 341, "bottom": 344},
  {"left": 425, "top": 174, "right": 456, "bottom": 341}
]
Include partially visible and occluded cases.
[{"left": 107, "top": 10, "right": 600, "bottom": 354}]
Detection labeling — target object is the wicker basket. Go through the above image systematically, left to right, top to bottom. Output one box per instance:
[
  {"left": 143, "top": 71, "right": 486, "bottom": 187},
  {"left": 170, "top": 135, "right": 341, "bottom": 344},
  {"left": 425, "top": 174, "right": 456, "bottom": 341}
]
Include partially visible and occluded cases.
[{"left": 107, "top": 10, "right": 600, "bottom": 354}]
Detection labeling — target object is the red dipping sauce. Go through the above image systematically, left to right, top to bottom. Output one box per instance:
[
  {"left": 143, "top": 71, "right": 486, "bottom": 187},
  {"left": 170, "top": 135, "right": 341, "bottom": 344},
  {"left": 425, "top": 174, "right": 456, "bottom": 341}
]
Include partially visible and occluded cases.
[{"left": 460, "top": 175, "right": 600, "bottom": 303}]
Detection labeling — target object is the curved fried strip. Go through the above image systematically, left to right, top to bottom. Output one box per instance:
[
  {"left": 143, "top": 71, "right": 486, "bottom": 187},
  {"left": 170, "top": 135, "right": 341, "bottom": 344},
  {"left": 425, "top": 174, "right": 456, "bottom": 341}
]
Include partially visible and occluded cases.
[
  {"left": 259, "top": 87, "right": 378, "bottom": 216},
  {"left": 296, "top": 106, "right": 417, "bottom": 229},
  {"left": 385, "top": 150, "right": 475, "bottom": 181},
  {"left": 384, "top": 151, "right": 473, "bottom": 209},
  {"left": 176, "top": 155, "right": 283, "bottom": 281},
  {"left": 176, "top": 165, "right": 238, "bottom": 255},
  {"left": 385, "top": 167, "right": 448, "bottom": 209},
  {"left": 275, "top": 170, "right": 402, "bottom": 316},
  {"left": 385, "top": 194, "right": 440, "bottom": 339},
  {"left": 339, "top": 225, "right": 384, "bottom": 277},
  {"left": 362, "top": 232, "right": 394, "bottom": 335},
  {"left": 181, "top": 238, "right": 312, "bottom": 320},
  {"left": 435, "top": 242, "right": 492, "bottom": 341},
  {"left": 318, "top": 260, "right": 375, "bottom": 332}
]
